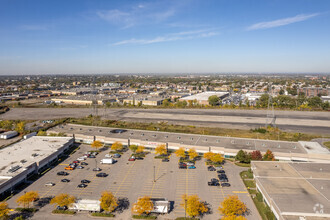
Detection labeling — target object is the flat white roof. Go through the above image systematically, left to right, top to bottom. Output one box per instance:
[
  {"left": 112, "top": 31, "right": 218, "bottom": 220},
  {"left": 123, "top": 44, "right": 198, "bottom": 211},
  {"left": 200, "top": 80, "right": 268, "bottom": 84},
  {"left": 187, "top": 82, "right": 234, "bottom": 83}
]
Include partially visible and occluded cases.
[
  {"left": 181, "top": 92, "right": 229, "bottom": 101},
  {"left": 0, "top": 136, "right": 72, "bottom": 179}
]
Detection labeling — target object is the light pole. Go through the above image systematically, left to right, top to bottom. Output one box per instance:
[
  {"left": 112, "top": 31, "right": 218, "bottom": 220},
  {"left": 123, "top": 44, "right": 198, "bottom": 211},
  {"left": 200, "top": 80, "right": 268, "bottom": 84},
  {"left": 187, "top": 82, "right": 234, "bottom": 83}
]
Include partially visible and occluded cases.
[{"left": 153, "top": 166, "right": 155, "bottom": 182}]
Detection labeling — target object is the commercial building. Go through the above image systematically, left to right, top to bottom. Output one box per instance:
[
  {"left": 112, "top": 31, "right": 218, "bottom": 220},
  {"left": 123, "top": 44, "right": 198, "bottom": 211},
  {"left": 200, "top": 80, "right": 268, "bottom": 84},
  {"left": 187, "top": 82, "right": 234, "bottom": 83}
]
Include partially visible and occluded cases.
[
  {"left": 179, "top": 91, "right": 229, "bottom": 105},
  {"left": 51, "top": 95, "right": 116, "bottom": 105},
  {"left": 123, "top": 96, "right": 165, "bottom": 106},
  {"left": 49, "top": 124, "right": 330, "bottom": 163},
  {"left": 0, "top": 136, "right": 74, "bottom": 195},
  {"left": 251, "top": 161, "right": 330, "bottom": 220}
]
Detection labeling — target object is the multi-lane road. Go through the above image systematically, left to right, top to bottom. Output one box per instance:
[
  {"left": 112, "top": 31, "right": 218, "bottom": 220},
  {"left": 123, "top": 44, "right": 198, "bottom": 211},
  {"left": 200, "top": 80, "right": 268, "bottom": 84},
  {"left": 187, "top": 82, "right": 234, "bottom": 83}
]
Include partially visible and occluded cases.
[{"left": 1, "top": 108, "right": 329, "bottom": 134}]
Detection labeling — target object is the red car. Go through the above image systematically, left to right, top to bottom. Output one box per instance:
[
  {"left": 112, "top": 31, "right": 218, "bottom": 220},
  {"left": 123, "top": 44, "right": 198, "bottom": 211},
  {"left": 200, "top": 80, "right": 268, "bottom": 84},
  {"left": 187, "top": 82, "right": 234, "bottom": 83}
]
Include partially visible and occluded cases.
[
  {"left": 128, "top": 157, "right": 135, "bottom": 161},
  {"left": 72, "top": 160, "right": 80, "bottom": 164}
]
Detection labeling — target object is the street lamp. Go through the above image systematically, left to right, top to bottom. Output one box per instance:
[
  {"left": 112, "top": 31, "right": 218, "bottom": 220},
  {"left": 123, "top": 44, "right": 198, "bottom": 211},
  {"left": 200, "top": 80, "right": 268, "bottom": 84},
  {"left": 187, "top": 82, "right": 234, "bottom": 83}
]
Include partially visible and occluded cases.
[{"left": 153, "top": 166, "right": 156, "bottom": 182}]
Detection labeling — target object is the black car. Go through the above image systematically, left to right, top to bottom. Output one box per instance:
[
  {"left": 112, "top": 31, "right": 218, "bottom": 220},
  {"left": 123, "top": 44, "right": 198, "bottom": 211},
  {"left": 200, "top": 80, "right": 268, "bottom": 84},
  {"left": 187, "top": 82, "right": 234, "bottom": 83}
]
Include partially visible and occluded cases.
[
  {"left": 110, "top": 129, "right": 127, "bottom": 134},
  {"left": 88, "top": 155, "right": 96, "bottom": 158},
  {"left": 135, "top": 157, "right": 144, "bottom": 160},
  {"left": 162, "top": 158, "right": 169, "bottom": 162},
  {"left": 81, "top": 162, "right": 88, "bottom": 166},
  {"left": 179, "top": 162, "right": 187, "bottom": 166},
  {"left": 179, "top": 164, "right": 187, "bottom": 169},
  {"left": 207, "top": 166, "right": 216, "bottom": 171},
  {"left": 217, "top": 170, "right": 225, "bottom": 174},
  {"left": 57, "top": 171, "right": 69, "bottom": 176},
  {"left": 96, "top": 173, "right": 108, "bottom": 177},
  {"left": 218, "top": 173, "right": 227, "bottom": 178},
  {"left": 219, "top": 177, "right": 228, "bottom": 182},
  {"left": 211, "top": 178, "right": 219, "bottom": 183},
  {"left": 61, "top": 179, "right": 70, "bottom": 182},
  {"left": 81, "top": 179, "right": 91, "bottom": 184},
  {"left": 208, "top": 181, "right": 220, "bottom": 186},
  {"left": 77, "top": 183, "right": 87, "bottom": 188},
  {"left": 221, "top": 183, "right": 231, "bottom": 187},
  {"left": 56, "top": 206, "right": 67, "bottom": 210}
]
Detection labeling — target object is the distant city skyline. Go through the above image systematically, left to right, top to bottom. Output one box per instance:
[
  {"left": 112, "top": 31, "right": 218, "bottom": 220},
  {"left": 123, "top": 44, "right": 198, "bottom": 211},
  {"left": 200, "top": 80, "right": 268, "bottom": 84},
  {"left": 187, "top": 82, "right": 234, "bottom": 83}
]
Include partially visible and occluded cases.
[{"left": 0, "top": 0, "right": 330, "bottom": 74}]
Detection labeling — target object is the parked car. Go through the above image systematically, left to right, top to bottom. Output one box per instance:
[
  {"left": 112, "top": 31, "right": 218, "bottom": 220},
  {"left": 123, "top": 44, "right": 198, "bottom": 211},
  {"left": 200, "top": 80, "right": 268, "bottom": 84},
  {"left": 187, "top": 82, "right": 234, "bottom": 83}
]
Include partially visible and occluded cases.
[
  {"left": 110, "top": 129, "right": 127, "bottom": 134},
  {"left": 92, "top": 152, "right": 98, "bottom": 156},
  {"left": 113, "top": 153, "right": 121, "bottom": 158},
  {"left": 105, "top": 154, "right": 113, "bottom": 158},
  {"left": 88, "top": 155, "right": 96, "bottom": 158},
  {"left": 77, "top": 157, "right": 86, "bottom": 161},
  {"left": 128, "top": 157, "right": 135, "bottom": 161},
  {"left": 135, "top": 157, "right": 144, "bottom": 160},
  {"left": 162, "top": 158, "right": 169, "bottom": 162},
  {"left": 73, "top": 160, "right": 80, "bottom": 163},
  {"left": 81, "top": 162, "right": 88, "bottom": 166},
  {"left": 178, "top": 162, "right": 186, "bottom": 166},
  {"left": 187, "top": 162, "right": 195, "bottom": 166},
  {"left": 179, "top": 164, "right": 187, "bottom": 169},
  {"left": 188, "top": 165, "right": 196, "bottom": 169},
  {"left": 65, "top": 166, "right": 74, "bottom": 170},
  {"left": 76, "top": 166, "right": 84, "bottom": 169},
  {"left": 207, "top": 166, "right": 216, "bottom": 171},
  {"left": 215, "top": 166, "right": 224, "bottom": 171},
  {"left": 93, "top": 168, "right": 102, "bottom": 171},
  {"left": 217, "top": 170, "right": 225, "bottom": 174},
  {"left": 57, "top": 171, "right": 69, "bottom": 176},
  {"left": 96, "top": 173, "right": 108, "bottom": 177},
  {"left": 211, "top": 178, "right": 219, "bottom": 183},
  {"left": 61, "top": 179, "right": 70, "bottom": 182},
  {"left": 81, "top": 179, "right": 90, "bottom": 184},
  {"left": 208, "top": 181, "right": 220, "bottom": 186},
  {"left": 45, "top": 182, "right": 55, "bottom": 186},
  {"left": 77, "top": 183, "right": 87, "bottom": 188},
  {"left": 221, "top": 183, "right": 231, "bottom": 187},
  {"left": 56, "top": 206, "right": 67, "bottom": 210}
]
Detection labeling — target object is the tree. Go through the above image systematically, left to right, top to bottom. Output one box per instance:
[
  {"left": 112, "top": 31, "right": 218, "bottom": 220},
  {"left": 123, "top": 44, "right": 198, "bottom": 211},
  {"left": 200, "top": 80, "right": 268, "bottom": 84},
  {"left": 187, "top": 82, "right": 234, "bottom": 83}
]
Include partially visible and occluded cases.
[
  {"left": 208, "top": 95, "right": 220, "bottom": 106},
  {"left": 308, "top": 96, "right": 322, "bottom": 108},
  {"left": 162, "top": 99, "right": 171, "bottom": 107},
  {"left": 1, "top": 120, "right": 13, "bottom": 130},
  {"left": 15, "top": 121, "right": 25, "bottom": 133},
  {"left": 37, "top": 130, "right": 47, "bottom": 136},
  {"left": 91, "top": 140, "right": 103, "bottom": 150},
  {"left": 111, "top": 141, "right": 123, "bottom": 151},
  {"left": 155, "top": 144, "right": 167, "bottom": 155},
  {"left": 129, "top": 145, "right": 138, "bottom": 153},
  {"left": 136, "top": 146, "right": 145, "bottom": 153},
  {"left": 175, "top": 147, "right": 186, "bottom": 158},
  {"left": 188, "top": 148, "right": 198, "bottom": 160},
  {"left": 263, "top": 149, "right": 275, "bottom": 161},
  {"left": 235, "top": 150, "right": 250, "bottom": 163},
  {"left": 250, "top": 150, "right": 262, "bottom": 161},
  {"left": 203, "top": 152, "right": 215, "bottom": 161},
  {"left": 211, "top": 153, "right": 224, "bottom": 164},
  {"left": 16, "top": 191, "right": 39, "bottom": 208},
  {"left": 100, "top": 191, "right": 118, "bottom": 213},
  {"left": 50, "top": 194, "right": 75, "bottom": 208},
  {"left": 181, "top": 194, "right": 208, "bottom": 217},
  {"left": 218, "top": 195, "right": 247, "bottom": 217},
  {"left": 132, "top": 196, "right": 154, "bottom": 215},
  {"left": 0, "top": 202, "right": 10, "bottom": 219}
]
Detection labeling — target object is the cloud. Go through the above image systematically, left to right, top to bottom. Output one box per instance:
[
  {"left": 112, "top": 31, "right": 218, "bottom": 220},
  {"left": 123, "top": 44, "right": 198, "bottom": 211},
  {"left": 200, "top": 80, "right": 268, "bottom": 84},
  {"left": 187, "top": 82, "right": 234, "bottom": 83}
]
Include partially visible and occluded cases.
[
  {"left": 97, "top": 9, "right": 134, "bottom": 28},
  {"left": 247, "top": 13, "right": 320, "bottom": 30},
  {"left": 20, "top": 25, "right": 48, "bottom": 31},
  {"left": 112, "top": 29, "right": 219, "bottom": 46}
]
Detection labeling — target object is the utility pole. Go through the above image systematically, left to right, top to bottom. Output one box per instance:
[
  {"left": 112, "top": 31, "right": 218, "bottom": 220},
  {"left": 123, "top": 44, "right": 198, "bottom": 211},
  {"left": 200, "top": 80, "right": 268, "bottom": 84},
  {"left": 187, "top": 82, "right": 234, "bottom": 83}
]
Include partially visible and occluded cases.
[{"left": 153, "top": 166, "right": 156, "bottom": 182}]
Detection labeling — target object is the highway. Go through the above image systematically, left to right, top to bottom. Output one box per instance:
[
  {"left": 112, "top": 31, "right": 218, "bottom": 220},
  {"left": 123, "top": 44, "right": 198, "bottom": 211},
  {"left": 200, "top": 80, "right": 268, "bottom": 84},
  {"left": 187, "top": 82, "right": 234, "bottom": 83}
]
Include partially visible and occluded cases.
[{"left": 1, "top": 108, "right": 329, "bottom": 134}]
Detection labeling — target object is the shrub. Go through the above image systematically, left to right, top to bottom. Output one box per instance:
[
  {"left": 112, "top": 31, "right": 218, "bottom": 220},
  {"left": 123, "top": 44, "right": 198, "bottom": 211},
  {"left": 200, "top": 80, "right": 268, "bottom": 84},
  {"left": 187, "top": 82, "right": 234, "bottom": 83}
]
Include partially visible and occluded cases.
[
  {"left": 15, "top": 208, "right": 37, "bottom": 213},
  {"left": 51, "top": 209, "right": 76, "bottom": 215},
  {"left": 91, "top": 212, "right": 115, "bottom": 217},
  {"left": 132, "top": 215, "right": 157, "bottom": 219}
]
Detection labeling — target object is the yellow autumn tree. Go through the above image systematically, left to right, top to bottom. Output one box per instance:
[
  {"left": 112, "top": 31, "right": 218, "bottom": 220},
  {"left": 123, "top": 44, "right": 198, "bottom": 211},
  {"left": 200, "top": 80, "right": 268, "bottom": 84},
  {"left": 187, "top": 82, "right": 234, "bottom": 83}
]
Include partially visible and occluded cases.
[
  {"left": 15, "top": 121, "right": 25, "bottom": 133},
  {"left": 91, "top": 140, "right": 103, "bottom": 150},
  {"left": 111, "top": 141, "right": 123, "bottom": 151},
  {"left": 155, "top": 144, "right": 167, "bottom": 155},
  {"left": 136, "top": 146, "right": 145, "bottom": 153},
  {"left": 175, "top": 147, "right": 186, "bottom": 158},
  {"left": 188, "top": 148, "right": 198, "bottom": 160},
  {"left": 203, "top": 152, "right": 215, "bottom": 161},
  {"left": 211, "top": 153, "right": 224, "bottom": 164},
  {"left": 16, "top": 191, "right": 39, "bottom": 208},
  {"left": 100, "top": 191, "right": 118, "bottom": 213},
  {"left": 50, "top": 193, "right": 75, "bottom": 208},
  {"left": 181, "top": 194, "right": 208, "bottom": 217},
  {"left": 219, "top": 195, "right": 247, "bottom": 217},
  {"left": 132, "top": 196, "right": 154, "bottom": 215},
  {"left": 0, "top": 202, "right": 10, "bottom": 219}
]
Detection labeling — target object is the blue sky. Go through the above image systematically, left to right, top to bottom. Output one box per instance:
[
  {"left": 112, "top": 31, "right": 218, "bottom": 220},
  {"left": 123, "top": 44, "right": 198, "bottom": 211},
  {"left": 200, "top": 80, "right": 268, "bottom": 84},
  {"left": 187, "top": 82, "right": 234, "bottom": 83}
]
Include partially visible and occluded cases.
[{"left": 0, "top": 0, "right": 330, "bottom": 74}]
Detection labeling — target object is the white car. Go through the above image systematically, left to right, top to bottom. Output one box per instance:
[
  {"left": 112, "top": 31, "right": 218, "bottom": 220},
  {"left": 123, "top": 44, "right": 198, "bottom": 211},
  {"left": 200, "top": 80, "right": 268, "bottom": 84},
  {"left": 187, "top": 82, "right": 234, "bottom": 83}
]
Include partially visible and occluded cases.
[
  {"left": 105, "top": 154, "right": 113, "bottom": 158},
  {"left": 77, "top": 157, "right": 86, "bottom": 161},
  {"left": 187, "top": 162, "right": 195, "bottom": 166},
  {"left": 45, "top": 182, "right": 55, "bottom": 186}
]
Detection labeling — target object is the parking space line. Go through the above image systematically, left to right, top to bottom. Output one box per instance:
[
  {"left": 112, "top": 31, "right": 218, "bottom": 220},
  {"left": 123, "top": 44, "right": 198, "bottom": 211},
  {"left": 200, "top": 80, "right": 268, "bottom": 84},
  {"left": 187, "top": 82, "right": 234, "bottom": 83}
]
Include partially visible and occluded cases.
[
  {"left": 149, "top": 159, "right": 162, "bottom": 197},
  {"left": 113, "top": 160, "right": 136, "bottom": 196}
]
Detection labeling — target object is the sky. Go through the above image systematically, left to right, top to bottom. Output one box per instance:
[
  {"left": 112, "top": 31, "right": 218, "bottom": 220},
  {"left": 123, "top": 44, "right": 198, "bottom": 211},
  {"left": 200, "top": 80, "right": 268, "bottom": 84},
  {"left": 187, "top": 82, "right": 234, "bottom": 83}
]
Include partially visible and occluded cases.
[{"left": 0, "top": 0, "right": 330, "bottom": 75}]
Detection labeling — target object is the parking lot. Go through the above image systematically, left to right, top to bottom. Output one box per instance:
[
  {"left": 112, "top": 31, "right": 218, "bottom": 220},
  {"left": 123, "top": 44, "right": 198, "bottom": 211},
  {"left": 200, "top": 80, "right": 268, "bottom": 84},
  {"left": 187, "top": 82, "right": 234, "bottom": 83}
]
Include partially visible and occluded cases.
[{"left": 7, "top": 144, "right": 259, "bottom": 220}]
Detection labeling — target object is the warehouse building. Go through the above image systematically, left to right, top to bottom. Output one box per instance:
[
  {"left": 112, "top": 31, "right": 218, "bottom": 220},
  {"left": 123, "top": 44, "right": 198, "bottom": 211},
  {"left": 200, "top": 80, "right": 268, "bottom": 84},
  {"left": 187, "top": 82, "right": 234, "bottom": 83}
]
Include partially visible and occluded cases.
[
  {"left": 179, "top": 91, "right": 229, "bottom": 105},
  {"left": 51, "top": 95, "right": 116, "bottom": 105},
  {"left": 0, "top": 136, "right": 74, "bottom": 196},
  {"left": 251, "top": 161, "right": 330, "bottom": 220}
]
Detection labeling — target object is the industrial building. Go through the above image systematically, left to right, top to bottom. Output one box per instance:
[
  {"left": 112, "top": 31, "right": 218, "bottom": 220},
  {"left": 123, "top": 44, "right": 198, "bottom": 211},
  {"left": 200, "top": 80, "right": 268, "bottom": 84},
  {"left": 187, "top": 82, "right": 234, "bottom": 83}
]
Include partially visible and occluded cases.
[
  {"left": 179, "top": 91, "right": 229, "bottom": 105},
  {"left": 51, "top": 95, "right": 116, "bottom": 105},
  {"left": 123, "top": 96, "right": 165, "bottom": 106},
  {"left": 49, "top": 124, "right": 330, "bottom": 163},
  {"left": 0, "top": 136, "right": 74, "bottom": 196},
  {"left": 251, "top": 161, "right": 330, "bottom": 220}
]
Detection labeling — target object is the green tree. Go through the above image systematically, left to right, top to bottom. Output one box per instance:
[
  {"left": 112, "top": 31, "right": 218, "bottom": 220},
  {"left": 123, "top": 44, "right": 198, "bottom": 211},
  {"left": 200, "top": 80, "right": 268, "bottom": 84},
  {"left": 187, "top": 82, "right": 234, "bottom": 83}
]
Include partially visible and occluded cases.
[
  {"left": 208, "top": 95, "right": 220, "bottom": 106},
  {"left": 308, "top": 96, "right": 322, "bottom": 108},
  {"left": 15, "top": 121, "right": 25, "bottom": 133},
  {"left": 37, "top": 130, "right": 47, "bottom": 136},
  {"left": 129, "top": 145, "right": 138, "bottom": 153},
  {"left": 263, "top": 149, "right": 275, "bottom": 161},
  {"left": 235, "top": 150, "right": 250, "bottom": 163}
]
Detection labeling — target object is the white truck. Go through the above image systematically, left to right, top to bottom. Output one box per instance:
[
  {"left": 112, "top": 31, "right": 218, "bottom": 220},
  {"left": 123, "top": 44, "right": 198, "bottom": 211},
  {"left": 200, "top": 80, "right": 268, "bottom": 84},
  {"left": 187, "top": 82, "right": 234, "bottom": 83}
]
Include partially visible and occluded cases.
[
  {"left": 100, "top": 158, "right": 116, "bottom": 164},
  {"left": 133, "top": 198, "right": 170, "bottom": 214},
  {"left": 69, "top": 199, "right": 101, "bottom": 212}
]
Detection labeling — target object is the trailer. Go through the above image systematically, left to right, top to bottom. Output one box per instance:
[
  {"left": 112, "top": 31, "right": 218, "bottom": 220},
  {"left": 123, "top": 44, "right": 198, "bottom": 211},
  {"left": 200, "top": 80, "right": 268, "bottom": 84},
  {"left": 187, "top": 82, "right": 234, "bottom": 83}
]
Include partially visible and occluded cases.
[
  {"left": 0, "top": 131, "right": 18, "bottom": 139},
  {"left": 23, "top": 132, "right": 37, "bottom": 139},
  {"left": 100, "top": 158, "right": 116, "bottom": 164},
  {"left": 133, "top": 198, "right": 170, "bottom": 214},
  {"left": 69, "top": 199, "right": 101, "bottom": 212}
]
